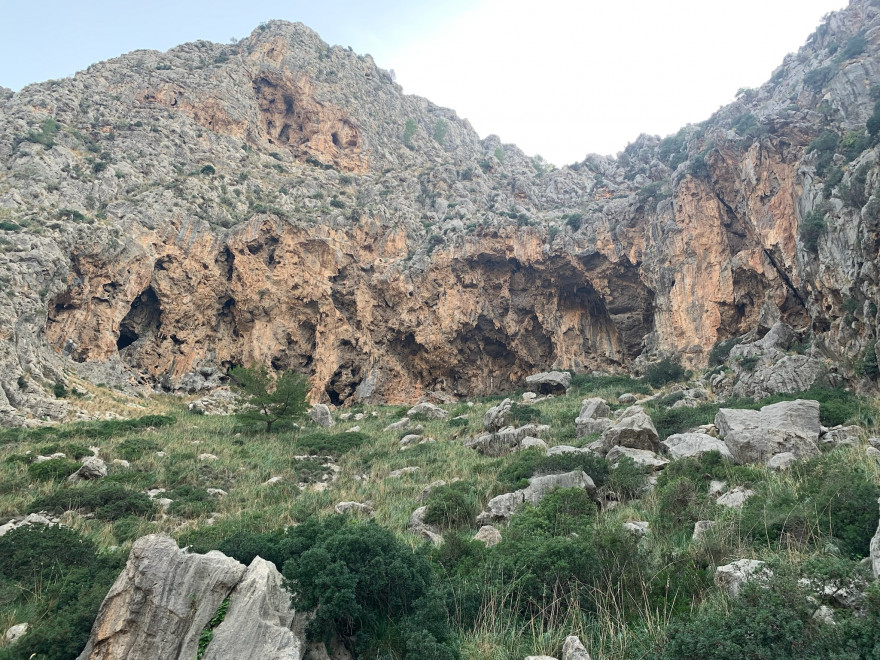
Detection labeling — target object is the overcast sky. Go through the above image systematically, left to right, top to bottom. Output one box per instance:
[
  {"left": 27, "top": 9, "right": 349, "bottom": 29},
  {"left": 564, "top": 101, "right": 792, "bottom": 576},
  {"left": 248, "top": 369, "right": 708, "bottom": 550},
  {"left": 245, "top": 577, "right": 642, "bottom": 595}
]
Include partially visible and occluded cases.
[{"left": 0, "top": 0, "right": 845, "bottom": 164}]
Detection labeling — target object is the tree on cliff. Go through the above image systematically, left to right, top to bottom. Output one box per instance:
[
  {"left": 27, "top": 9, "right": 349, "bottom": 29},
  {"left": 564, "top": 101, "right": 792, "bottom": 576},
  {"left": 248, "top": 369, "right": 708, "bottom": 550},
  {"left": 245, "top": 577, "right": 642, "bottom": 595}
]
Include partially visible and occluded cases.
[{"left": 229, "top": 364, "right": 310, "bottom": 432}]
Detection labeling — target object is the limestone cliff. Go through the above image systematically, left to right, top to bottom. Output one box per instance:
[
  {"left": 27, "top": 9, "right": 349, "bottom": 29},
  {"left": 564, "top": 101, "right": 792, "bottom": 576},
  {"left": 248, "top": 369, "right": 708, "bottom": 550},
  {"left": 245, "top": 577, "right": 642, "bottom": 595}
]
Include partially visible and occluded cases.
[{"left": 1, "top": 1, "right": 879, "bottom": 421}]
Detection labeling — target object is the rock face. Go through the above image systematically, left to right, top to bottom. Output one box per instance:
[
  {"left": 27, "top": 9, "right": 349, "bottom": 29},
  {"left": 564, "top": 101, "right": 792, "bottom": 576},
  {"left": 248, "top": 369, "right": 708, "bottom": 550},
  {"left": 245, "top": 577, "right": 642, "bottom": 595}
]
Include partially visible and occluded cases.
[
  {"left": 2, "top": 2, "right": 880, "bottom": 423},
  {"left": 715, "top": 400, "right": 821, "bottom": 464},
  {"left": 308, "top": 404, "right": 334, "bottom": 428},
  {"left": 599, "top": 406, "right": 659, "bottom": 454},
  {"left": 67, "top": 456, "right": 108, "bottom": 483},
  {"left": 77, "top": 534, "right": 303, "bottom": 660}
]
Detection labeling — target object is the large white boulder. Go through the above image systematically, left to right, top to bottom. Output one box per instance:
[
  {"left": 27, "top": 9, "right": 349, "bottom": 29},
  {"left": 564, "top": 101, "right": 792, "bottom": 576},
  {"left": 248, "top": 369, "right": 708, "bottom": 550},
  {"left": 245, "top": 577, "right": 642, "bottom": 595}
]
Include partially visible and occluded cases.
[{"left": 715, "top": 399, "right": 820, "bottom": 464}]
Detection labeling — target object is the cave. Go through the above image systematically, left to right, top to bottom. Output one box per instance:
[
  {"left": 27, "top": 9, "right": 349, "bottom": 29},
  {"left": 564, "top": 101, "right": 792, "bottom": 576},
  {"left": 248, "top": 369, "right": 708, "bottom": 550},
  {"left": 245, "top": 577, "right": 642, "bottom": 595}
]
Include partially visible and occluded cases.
[{"left": 117, "top": 287, "right": 161, "bottom": 353}]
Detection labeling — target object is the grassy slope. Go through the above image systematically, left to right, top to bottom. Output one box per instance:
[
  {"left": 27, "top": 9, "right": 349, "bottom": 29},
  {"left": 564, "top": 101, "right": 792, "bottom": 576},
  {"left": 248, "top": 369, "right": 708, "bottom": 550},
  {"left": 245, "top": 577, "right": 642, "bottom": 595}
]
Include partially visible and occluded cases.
[{"left": 0, "top": 374, "right": 878, "bottom": 659}]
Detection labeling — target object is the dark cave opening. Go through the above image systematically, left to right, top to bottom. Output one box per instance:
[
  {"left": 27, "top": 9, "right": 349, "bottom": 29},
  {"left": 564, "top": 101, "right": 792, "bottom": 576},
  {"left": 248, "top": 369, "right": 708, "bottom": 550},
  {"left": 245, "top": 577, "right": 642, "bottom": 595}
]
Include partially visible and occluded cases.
[{"left": 117, "top": 287, "right": 161, "bottom": 353}]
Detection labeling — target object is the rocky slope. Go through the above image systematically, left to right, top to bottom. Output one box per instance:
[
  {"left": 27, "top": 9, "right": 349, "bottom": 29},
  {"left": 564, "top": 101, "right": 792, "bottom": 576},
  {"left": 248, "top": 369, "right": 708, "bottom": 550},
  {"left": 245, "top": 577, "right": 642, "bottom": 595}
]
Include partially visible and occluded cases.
[{"left": 1, "top": 0, "right": 879, "bottom": 422}]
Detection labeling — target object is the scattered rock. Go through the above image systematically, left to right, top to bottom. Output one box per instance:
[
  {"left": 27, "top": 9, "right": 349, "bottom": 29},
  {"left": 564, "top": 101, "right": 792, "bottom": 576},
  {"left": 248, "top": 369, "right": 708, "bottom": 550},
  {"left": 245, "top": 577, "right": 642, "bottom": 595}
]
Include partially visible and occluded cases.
[
  {"left": 525, "top": 371, "right": 571, "bottom": 395},
  {"left": 187, "top": 388, "right": 239, "bottom": 416},
  {"left": 522, "top": 392, "right": 537, "bottom": 401},
  {"left": 618, "top": 393, "right": 637, "bottom": 405},
  {"left": 575, "top": 397, "right": 612, "bottom": 438},
  {"left": 484, "top": 398, "right": 513, "bottom": 431},
  {"left": 715, "top": 399, "right": 820, "bottom": 464},
  {"left": 407, "top": 402, "right": 448, "bottom": 420},
  {"left": 308, "top": 404, "right": 335, "bottom": 428},
  {"left": 599, "top": 406, "right": 659, "bottom": 454},
  {"left": 384, "top": 417, "right": 411, "bottom": 432},
  {"left": 465, "top": 424, "right": 549, "bottom": 457},
  {"left": 819, "top": 425, "right": 862, "bottom": 447},
  {"left": 346, "top": 426, "right": 361, "bottom": 433},
  {"left": 661, "top": 433, "right": 733, "bottom": 461},
  {"left": 400, "top": 434, "right": 424, "bottom": 447},
  {"left": 520, "top": 437, "right": 548, "bottom": 451},
  {"left": 546, "top": 445, "right": 596, "bottom": 456},
  {"left": 606, "top": 446, "right": 668, "bottom": 471},
  {"left": 867, "top": 446, "right": 880, "bottom": 460},
  {"left": 34, "top": 452, "right": 66, "bottom": 462},
  {"left": 198, "top": 453, "right": 219, "bottom": 462},
  {"left": 67, "top": 456, "right": 108, "bottom": 483},
  {"left": 112, "top": 459, "right": 131, "bottom": 468},
  {"left": 389, "top": 467, "right": 420, "bottom": 478},
  {"left": 477, "top": 470, "right": 596, "bottom": 525},
  {"left": 708, "top": 480, "right": 727, "bottom": 497},
  {"left": 716, "top": 486, "right": 755, "bottom": 509},
  {"left": 206, "top": 489, "right": 227, "bottom": 497},
  {"left": 870, "top": 499, "right": 880, "bottom": 580},
  {"left": 334, "top": 501, "right": 374, "bottom": 515},
  {"left": 407, "top": 506, "right": 442, "bottom": 546},
  {"left": 0, "top": 512, "right": 58, "bottom": 537},
  {"left": 692, "top": 520, "right": 715, "bottom": 541},
  {"left": 623, "top": 521, "right": 650, "bottom": 536},
  {"left": 474, "top": 525, "right": 502, "bottom": 547},
  {"left": 715, "top": 559, "right": 772, "bottom": 597},
  {"left": 812, "top": 605, "right": 836, "bottom": 625},
  {"left": 4, "top": 623, "right": 28, "bottom": 644},
  {"left": 562, "top": 635, "right": 592, "bottom": 660},
  {"left": 525, "top": 656, "right": 558, "bottom": 660}
]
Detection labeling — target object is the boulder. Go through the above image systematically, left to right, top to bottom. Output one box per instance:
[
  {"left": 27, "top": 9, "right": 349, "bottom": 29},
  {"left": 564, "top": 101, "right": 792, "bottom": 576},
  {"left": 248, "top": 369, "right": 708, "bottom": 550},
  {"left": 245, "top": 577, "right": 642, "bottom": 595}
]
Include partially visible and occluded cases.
[
  {"left": 525, "top": 371, "right": 571, "bottom": 395},
  {"left": 618, "top": 393, "right": 637, "bottom": 405},
  {"left": 484, "top": 398, "right": 513, "bottom": 432},
  {"left": 577, "top": 398, "right": 610, "bottom": 421},
  {"left": 715, "top": 400, "right": 820, "bottom": 464},
  {"left": 407, "top": 402, "right": 448, "bottom": 420},
  {"left": 308, "top": 404, "right": 334, "bottom": 428},
  {"left": 599, "top": 406, "right": 659, "bottom": 453},
  {"left": 384, "top": 417, "right": 411, "bottom": 432},
  {"left": 576, "top": 418, "right": 613, "bottom": 437},
  {"left": 465, "top": 424, "right": 549, "bottom": 457},
  {"left": 819, "top": 425, "right": 862, "bottom": 447},
  {"left": 661, "top": 433, "right": 733, "bottom": 461},
  {"left": 399, "top": 434, "right": 424, "bottom": 447},
  {"left": 520, "top": 437, "right": 548, "bottom": 451},
  {"left": 546, "top": 445, "right": 596, "bottom": 456},
  {"left": 606, "top": 446, "right": 668, "bottom": 471},
  {"left": 867, "top": 447, "right": 880, "bottom": 460},
  {"left": 198, "top": 453, "right": 219, "bottom": 462},
  {"left": 67, "top": 456, "right": 107, "bottom": 484},
  {"left": 388, "top": 467, "right": 420, "bottom": 478},
  {"left": 477, "top": 470, "right": 595, "bottom": 525},
  {"left": 418, "top": 480, "right": 447, "bottom": 502},
  {"left": 716, "top": 486, "right": 754, "bottom": 509},
  {"left": 871, "top": 500, "right": 880, "bottom": 580},
  {"left": 334, "top": 502, "right": 374, "bottom": 515},
  {"left": 407, "top": 508, "right": 443, "bottom": 546},
  {"left": 692, "top": 520, "right": 715, "bottom": 541},
  {"left": 622, "top": 521, "right": 650, "bottom": 536},
  {"left": 473, "top": 525, "right": 502, "bottom": 547},
  {"left": 75, "top": 535, "right": 302, "bottom": 660},
  {"left": 201, "top": 557, "right": 302, "bottom": 660},
  {"left": 714, "top": 559, "right": 772, "bottom": 597},
  {"left": 4, "top": 623, "right": 28, "bottom": 644},
  {"left": 561, "top": 635, "right": 592, "bottom": 660}
]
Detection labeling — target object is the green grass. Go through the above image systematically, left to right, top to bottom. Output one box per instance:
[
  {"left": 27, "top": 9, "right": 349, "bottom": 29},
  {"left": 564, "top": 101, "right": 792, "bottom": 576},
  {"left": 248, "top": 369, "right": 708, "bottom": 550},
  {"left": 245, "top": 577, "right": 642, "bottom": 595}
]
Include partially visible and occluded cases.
[{"left": 0, "top": 378, "right": 877, "bottom": 660}]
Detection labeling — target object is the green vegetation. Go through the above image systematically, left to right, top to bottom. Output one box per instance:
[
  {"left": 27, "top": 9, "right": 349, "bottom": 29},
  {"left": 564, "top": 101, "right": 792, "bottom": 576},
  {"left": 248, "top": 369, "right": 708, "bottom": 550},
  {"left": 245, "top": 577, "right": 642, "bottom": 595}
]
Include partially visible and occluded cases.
[
  {"left": 18, "top": 117, "right": 61, "bottom": 149},
  {"left": 402, "top": 118, "right": 417, "bottom": 149},
  {"left": 433, "top": 119, "right": 448, "bottom": 144},
  {"left": 800, "top": 208, "right": 826, "bottom": 252},
  {"left": 642, "top": 357, "right": 687, "bottom": 388},
  {"left": 229, "top": 364, "right": 310, "bottom": 432},
  {"left": 0, "top": 370, "right": 877, "bottom": 660}
]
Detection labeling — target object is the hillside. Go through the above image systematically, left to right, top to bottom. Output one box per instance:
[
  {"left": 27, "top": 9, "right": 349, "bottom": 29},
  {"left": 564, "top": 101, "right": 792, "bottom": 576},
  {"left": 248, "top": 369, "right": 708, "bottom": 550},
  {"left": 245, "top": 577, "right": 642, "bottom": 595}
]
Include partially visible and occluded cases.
[{"left": 1, "top": 1, "right": 880, "bottom": 427}]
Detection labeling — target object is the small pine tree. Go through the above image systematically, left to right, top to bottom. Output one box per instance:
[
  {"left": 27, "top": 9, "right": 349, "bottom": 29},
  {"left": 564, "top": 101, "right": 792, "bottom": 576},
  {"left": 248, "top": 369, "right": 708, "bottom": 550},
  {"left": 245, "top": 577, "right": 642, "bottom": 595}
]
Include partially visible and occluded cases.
[{"left": 229, "top": 364, "right": 310, "bottom": 432}]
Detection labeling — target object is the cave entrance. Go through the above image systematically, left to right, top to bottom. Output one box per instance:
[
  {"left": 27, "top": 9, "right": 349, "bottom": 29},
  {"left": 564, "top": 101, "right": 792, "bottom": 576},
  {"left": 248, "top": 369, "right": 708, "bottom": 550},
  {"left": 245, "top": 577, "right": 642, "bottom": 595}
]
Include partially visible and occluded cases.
[
  {"left": 117, "top": 287, "right": 161, "bottom": 352},
  {"left": 326, "top": 364, "right": 362, "bottom": 406}
]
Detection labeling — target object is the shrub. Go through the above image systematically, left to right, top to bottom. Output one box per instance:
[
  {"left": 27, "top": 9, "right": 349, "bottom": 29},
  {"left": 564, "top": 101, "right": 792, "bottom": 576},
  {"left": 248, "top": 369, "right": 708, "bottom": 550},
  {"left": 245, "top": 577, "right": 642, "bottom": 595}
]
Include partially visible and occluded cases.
[
  {"left": 839, "top": 31, "right": 867, "bottom": 60},
  {"left": 803, "top": 65, "right": 835, "bottom": 92},
  {"left": 21, "top": 117, "right": 60, "bottom": 149},
  {"left": 402, "top": 118, "right": 417, "bottom": 149},
  {"left": 433, "top": 119, "right": 448, "bottom": 144},
  {"left": 493, "top": 146, "right": 505, "bottom": 162},
  {"left": 839, "top": 163, "right": 869, "bottom": 209},
  {"left": 199, "top": 164, "right": 216, "bottom": 175},
  {"left": 800, "top": 208, "right": 826, "bottom": 252},
  {"left": 565, "top": 212, "right": 584, "bottom": 230},
  {"left": 708, "top": 337, "right": 741, "bottom": 366},
  {"left": 861, "top": 340, "right": 879, "bottom": 379},
  {"left": 738, "top": 355, "right": 760, "bottom": 371},
  {"left": 642, "top": 357, "right": 687, "bottom": 388},
  {"left": 229, "top": 364, "right": 309, "bottom": 432},
  {"left": 52, "top": 382, "right": 68, "bottom": 398},
  {"left": 294, "top": 431, "right": 369, "bottom": 456},
  {"left": 117, "top": 436, "right": 161, "bottom": 461},
  {"left": 495, "top": 448, "right": 611, "bottom": 492},
  {"left": 740, "top": 452, "right": 880, "bottom": 557},
  {"left": 607, "top": 455, "right": 648, "bottom": 502},
  {"left": 27, "top": 458, "right": 81, "bottom": 482},
  {"left": 424, "top": 482, "right": 480, "bottom": 529},
  {"left": 27, "top": 483, "right": 155, "bottom": 521},
  {"left": 167, "top": 485, "right": 215, "bottom": 517},
  {"left": 282, "top": 517, "right": 456, "bottom": 659}
]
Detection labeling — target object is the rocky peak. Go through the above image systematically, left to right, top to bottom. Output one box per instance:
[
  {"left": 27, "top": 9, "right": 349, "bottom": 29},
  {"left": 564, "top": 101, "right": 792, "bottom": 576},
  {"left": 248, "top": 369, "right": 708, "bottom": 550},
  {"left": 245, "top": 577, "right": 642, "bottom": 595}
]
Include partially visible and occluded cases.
[{"left": 1, "top": 1, "right": 880, "bottom": 422}]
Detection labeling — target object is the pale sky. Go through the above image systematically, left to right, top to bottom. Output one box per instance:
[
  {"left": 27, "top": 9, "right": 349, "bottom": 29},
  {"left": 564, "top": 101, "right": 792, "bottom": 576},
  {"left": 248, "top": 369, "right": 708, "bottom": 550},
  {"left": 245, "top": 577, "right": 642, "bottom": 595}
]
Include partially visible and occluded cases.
[{"left": 0, "top": 0, "right": 846, "bottom": 164}]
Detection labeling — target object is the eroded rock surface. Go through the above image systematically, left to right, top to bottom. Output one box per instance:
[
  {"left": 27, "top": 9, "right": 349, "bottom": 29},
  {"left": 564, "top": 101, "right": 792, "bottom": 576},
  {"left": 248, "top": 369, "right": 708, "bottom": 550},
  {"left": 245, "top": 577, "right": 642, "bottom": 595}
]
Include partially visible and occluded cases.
[
  {"left": 715, "top": 400, "right": 821, "bottom": 464},
  {"left": 76, "top": 534, "right": 302, "bottom": 660}
]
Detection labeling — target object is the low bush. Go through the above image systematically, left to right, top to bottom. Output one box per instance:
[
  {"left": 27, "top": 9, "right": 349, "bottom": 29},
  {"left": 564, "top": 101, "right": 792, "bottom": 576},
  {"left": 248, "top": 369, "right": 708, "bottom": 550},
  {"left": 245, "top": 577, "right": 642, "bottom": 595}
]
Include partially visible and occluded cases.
[
  {"left": 642, "top": 358, "right": 687, "bottom": 388},
  {"left": 0, "top": 414, "right": 175, "bottom": 445},
  {"left": 294, "top": 431, "right": 369, "bottom": 456},
  {"left": 116, "top": 436, "right": 161, "bottom": 461},
  {"left": 607, "top": 455, "right": 649, "bottom": 502},
  {"left": 27, "top": 458, "right": 81, "bottom": 482},
  {"left": 424, "top": 482, "right": 480, "bottom": 529},
  {"left": 27, "top": 483, "right": 155, "bottom": 521},
  {"left": 167, "top": 485, "right": 214, "bottom": 517},
  {"left": 282, "top": 516, "right": 457, "bottom": 659}
]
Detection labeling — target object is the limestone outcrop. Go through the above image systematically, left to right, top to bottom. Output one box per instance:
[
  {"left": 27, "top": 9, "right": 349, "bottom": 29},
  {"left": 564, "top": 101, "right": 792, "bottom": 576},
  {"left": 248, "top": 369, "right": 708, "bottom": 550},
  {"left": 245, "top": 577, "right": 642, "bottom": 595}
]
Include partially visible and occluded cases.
[
  {"left": 0, "top": 1, "right": 880, "bottom": 422},
  {"left": 76, "top": 534, "right": 302, "bottom": 660}
]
